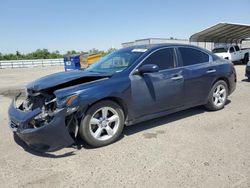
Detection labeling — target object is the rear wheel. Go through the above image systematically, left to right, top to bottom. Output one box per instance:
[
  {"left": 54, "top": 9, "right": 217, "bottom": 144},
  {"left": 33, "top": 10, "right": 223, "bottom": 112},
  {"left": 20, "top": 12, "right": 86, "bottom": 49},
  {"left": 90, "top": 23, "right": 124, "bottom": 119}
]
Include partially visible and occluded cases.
[
  {"left": 205, "top": 80, "right": 228, "bottom": 111},
  {"left": 79, "top": 100, "right": 124, "bottom": 147}
]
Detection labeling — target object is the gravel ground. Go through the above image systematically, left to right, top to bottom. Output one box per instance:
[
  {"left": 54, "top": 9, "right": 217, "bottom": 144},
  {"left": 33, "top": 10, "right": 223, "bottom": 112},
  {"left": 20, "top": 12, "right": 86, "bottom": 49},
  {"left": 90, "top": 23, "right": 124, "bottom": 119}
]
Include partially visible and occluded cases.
[{"left": 0, "top": 65, "right": 249, "bottom": 188}]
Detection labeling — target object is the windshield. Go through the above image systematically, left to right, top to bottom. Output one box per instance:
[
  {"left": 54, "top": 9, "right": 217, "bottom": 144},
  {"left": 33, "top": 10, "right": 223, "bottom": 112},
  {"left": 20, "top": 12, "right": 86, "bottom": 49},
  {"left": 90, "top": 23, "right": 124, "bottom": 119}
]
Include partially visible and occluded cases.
[
  {"left": 85, "top": 48, "right": 145, "bottom": 74},
  {"left": 212, "top": 48, "right": 228, "bottom": 53}
]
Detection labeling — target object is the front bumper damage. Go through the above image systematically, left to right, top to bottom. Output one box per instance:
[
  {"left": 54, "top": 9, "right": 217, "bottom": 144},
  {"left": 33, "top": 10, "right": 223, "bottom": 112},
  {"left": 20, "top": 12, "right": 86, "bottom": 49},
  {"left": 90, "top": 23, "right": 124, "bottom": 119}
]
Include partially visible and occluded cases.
[{"left": 8, "top": 94, "right": 75, "bottom": 152}]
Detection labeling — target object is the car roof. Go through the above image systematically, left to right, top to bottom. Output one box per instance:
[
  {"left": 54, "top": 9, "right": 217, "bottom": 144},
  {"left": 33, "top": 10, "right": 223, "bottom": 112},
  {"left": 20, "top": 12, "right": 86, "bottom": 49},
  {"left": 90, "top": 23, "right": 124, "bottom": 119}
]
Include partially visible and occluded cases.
[
  {"left": 124, "top": 43, "right": 216, "bottom": 58},
  {"left": 125, "top": 43, "right": 203, "bottom": 51}
]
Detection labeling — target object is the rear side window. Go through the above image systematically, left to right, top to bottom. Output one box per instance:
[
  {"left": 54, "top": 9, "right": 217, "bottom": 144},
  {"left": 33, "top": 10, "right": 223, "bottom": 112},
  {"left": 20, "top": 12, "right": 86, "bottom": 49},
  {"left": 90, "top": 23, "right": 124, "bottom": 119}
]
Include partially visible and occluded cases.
[
  {"left": 234, "top": 46, "right": 240, "bottom": 51},
  {"left": 178, "top": 47, "right": 209, "bottom": 66},
  {"left": 229, "top": 47, "right": 235, "bottom": 53},
  {"left": 142, "top": 48, "right": 175, "bottom": 70}
]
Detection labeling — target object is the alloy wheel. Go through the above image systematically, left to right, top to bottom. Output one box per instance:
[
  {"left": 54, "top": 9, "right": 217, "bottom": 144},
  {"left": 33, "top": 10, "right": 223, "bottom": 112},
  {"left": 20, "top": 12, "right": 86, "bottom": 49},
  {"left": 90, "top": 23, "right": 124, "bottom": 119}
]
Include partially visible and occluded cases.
[
  {"left": 212, "top": 84, "right": 226, "bottom": 107},
  {"left": 89, "top": 107, "right": 120, "bottom": 141}
]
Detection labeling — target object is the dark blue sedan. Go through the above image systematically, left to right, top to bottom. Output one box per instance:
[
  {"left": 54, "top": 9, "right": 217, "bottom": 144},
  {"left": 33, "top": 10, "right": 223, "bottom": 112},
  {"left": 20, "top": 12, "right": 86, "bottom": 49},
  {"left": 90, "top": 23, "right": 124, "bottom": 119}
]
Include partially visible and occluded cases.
[{"left": 8, "top": 44, "right": 237, "bottom": 152}]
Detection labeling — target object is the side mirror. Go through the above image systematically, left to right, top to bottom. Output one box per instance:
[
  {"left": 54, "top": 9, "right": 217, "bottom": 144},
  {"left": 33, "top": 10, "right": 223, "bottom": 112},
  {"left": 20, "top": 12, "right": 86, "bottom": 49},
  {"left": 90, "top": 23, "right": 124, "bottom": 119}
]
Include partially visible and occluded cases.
[{"left": 137, "top": 64, "right": 159, "bottom": 74}]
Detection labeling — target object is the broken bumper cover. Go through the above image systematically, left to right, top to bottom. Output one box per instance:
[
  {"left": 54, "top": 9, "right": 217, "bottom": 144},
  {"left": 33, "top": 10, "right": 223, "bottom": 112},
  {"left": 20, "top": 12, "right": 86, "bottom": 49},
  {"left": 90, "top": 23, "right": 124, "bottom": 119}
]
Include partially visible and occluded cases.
[{"left": 8, "top": 96, "right": 75, "bottom": 152}]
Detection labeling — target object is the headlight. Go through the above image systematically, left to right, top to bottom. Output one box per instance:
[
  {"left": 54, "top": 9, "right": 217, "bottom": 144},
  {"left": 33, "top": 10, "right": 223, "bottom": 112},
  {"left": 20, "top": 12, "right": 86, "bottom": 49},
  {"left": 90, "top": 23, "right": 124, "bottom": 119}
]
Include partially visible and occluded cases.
[
  {"left": 56, "top": 94, "right": 79, "bottom": 115},
  {"left": 57, "top": 94, "right": 79, "bottom": 107},
  {"left": 65, "top": 95, "right": 78, "bottom": 107},
  {"left": 65, "top": 95, "right": 79, "bottom": 114}
]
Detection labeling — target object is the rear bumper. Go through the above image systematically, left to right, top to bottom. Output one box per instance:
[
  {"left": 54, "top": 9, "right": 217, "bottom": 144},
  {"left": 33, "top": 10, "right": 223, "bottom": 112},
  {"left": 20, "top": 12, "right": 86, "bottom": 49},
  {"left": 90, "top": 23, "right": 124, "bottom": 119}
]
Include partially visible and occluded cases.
[{"left": 8, "top": 94, "right": 74, "bottom": 152}]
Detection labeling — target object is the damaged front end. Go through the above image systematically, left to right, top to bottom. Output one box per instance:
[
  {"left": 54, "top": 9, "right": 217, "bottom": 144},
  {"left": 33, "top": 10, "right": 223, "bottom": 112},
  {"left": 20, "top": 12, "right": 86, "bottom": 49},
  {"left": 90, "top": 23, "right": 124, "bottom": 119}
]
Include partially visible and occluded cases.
[
  {"left": 8, "top": 71, "right": 111, "bottom": 152},
  {"left": 8, "top": 91, "right": 80, "bottom": 152}
]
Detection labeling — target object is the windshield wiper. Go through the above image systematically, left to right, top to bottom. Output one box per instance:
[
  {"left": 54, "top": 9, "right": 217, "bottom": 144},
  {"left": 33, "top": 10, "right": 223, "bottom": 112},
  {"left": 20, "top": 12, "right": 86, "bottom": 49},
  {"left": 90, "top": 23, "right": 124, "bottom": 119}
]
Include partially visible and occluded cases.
[{"left": 88, "top": 70, "right": 110, "bottom": 74}]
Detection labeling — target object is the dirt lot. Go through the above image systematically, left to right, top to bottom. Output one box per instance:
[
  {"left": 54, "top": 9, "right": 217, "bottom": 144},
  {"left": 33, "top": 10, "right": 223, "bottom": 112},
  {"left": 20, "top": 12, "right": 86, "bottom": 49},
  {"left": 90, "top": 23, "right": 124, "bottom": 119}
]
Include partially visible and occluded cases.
[{"left": 0, "top": 65, "right": 249, "bottom": 188}]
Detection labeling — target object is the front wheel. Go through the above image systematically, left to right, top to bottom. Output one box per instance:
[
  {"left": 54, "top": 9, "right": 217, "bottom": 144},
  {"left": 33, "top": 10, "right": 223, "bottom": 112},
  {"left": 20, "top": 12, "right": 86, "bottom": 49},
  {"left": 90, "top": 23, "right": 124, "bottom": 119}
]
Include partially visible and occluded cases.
[
  {"left": 205, "top": 80, "right": 228, "bottom": 111},
  {"left": 79, "top": 100, "right": 124, "bottom": 147}
]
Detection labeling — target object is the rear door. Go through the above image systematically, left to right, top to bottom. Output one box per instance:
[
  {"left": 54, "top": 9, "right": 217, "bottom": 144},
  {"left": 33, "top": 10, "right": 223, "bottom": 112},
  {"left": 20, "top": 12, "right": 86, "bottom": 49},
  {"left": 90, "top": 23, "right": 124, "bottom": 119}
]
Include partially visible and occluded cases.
[{"left": 177, "top": 47, "right": 217, "bottom": 106}]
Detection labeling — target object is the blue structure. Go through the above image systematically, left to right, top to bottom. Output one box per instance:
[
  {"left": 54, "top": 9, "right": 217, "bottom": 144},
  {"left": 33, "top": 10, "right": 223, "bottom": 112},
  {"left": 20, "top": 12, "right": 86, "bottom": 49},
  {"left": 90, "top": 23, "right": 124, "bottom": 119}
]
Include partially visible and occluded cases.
[{"left": 64, "top": 55, "right": 82, "bottom": 71}]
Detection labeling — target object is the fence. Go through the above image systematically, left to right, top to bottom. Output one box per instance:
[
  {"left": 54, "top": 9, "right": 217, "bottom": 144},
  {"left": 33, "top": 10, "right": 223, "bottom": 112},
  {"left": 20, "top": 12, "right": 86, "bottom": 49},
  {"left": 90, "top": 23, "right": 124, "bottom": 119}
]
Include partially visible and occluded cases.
[{"left": 0, "top": 58, "right": 64, "bottom": 69}]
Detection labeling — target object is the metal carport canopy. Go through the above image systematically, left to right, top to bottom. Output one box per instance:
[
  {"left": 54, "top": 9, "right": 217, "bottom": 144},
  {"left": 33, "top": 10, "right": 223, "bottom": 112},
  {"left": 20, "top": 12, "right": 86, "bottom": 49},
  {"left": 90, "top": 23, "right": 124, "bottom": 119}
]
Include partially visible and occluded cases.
[{"left": 190, "top": 23, "right": 250, "bottom": 44}]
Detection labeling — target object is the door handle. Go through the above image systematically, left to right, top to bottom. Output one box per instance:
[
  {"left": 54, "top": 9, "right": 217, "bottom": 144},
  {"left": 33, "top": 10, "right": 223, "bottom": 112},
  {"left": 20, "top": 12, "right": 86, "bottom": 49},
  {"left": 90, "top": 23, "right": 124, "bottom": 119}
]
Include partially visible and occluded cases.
[
  {"left": 206, "top": 69, "right": 216, "bottom": 73},
  {"left": 171, "top": 75, "right": 183, "bottom": 80}
]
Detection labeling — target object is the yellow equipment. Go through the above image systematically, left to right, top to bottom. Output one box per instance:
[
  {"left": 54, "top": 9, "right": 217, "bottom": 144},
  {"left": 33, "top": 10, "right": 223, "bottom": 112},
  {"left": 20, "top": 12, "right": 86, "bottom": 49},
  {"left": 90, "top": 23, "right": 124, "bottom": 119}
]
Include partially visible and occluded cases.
[{"left": 80, "top": 53, "right": 102, "bottom": 68}]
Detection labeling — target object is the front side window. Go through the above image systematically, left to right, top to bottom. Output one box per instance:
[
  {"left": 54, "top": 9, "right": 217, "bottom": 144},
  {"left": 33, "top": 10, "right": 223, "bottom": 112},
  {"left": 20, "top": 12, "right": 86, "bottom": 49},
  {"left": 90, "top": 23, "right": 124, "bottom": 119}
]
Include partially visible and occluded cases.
[
  {"left": 178, "top": 47, "right": 209, "bottom": 66},
  {"left": 141, "top": 48, "right": 175, "bottom": 70}
]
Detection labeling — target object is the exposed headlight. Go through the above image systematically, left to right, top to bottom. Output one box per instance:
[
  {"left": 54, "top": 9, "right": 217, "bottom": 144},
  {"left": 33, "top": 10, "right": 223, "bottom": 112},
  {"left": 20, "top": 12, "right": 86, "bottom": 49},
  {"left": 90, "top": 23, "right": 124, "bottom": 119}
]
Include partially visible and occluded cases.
[
  {"left": 57, "top": 94, "right": 78, "bottom": 107},
  {"left": 65, "top": 95, "right": 78, "bottom": 107}
]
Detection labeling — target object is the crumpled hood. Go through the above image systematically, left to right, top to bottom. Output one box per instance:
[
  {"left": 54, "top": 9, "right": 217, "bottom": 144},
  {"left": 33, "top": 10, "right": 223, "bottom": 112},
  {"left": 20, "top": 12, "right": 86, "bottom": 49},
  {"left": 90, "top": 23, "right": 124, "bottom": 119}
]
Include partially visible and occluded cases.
[{"left": 26, "top": 70, "right": 111, "bottom": 92}]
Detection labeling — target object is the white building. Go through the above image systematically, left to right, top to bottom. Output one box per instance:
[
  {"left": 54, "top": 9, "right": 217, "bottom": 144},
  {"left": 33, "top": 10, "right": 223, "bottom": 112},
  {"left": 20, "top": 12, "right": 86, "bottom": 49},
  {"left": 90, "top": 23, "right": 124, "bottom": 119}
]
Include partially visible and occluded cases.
[
  {"left": 122, "top": 23, "right": 250, "bottom": 51},
  {"left": 122, "top": 38, "right": 215, "bottom": 51}
]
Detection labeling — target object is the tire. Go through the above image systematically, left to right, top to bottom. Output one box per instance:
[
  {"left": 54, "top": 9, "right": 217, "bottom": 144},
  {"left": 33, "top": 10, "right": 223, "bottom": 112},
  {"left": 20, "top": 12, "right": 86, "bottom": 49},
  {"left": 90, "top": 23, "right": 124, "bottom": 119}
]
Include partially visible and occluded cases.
[
  {"left": 243, "top": 54, "right": 249, "bottom": 64},
  {"left": 205, "top": 80, "right": 228, "bottom": 111},
  {"left": 79, "top": 100, "right": 124, "bottom": 147}
]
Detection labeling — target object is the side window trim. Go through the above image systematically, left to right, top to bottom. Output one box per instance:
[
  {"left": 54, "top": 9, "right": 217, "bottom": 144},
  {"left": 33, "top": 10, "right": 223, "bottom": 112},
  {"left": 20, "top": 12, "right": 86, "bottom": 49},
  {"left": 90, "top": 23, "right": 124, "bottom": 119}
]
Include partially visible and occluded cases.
[
  {"left": 130, "top": 46, "right": 213, "bottom": 75},
  {"left": 175, "top": 47, "right": 184, "bottom": 67}
]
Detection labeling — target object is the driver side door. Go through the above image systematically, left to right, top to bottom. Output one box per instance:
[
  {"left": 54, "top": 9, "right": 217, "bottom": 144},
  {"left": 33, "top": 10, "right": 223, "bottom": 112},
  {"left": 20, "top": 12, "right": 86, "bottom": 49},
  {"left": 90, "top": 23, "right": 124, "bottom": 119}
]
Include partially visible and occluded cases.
[{"left": 129, "top": 48, "right": 184, "bottom": 118}]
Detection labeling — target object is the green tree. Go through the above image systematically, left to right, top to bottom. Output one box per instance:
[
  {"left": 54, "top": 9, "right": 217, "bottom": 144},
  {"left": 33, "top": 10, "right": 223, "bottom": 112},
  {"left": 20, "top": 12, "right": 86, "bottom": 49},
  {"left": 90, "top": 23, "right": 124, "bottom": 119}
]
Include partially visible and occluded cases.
[
  {"left": 0, "top": 47, "right": 121, "bottom": 60},
  {"left": 89, "top": 48, "right": 105, "bottom": 55},
  {"left": 104, "top": 48, "right": 117, "bottom": 55},
  {"left": 66, "top": 50, "right": 77, "bottom": 55},
  {"left": 16, "top": 51, "right": 21, "bottom": 60}
]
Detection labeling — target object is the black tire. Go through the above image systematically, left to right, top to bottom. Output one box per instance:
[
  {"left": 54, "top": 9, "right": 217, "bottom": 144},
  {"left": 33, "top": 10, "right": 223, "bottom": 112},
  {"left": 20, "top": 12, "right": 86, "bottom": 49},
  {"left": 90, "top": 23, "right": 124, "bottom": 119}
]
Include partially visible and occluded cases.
[
  {"left": 243, "top": 54, "right": 249, "bottom": 64},
  {"left": 205, "top": 80, "right": 228, "bottom": 111},
  {"left": 79, "top": 100, "right": 124, "bottom": 147}
]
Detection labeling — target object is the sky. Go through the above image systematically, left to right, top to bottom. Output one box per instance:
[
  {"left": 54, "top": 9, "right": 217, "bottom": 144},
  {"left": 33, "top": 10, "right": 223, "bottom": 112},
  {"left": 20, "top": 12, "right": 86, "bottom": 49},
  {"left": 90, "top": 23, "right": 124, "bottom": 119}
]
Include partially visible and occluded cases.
[{"left": 0, "top": 0, "right": 250, "bottom": 54}]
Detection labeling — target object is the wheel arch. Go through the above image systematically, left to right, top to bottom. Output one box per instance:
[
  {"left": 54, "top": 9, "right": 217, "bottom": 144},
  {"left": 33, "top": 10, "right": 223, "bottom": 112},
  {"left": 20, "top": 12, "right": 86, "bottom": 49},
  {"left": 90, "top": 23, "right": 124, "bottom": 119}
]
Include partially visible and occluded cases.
[
  {"left": 205, "top": 77, "right": 230, "bottom": 102},
  {"left": 212, "top": 77, "right": 230, "bottom": 91},
  {"left": 87, "top": 96, "right": 129, "bottom": 123}
]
